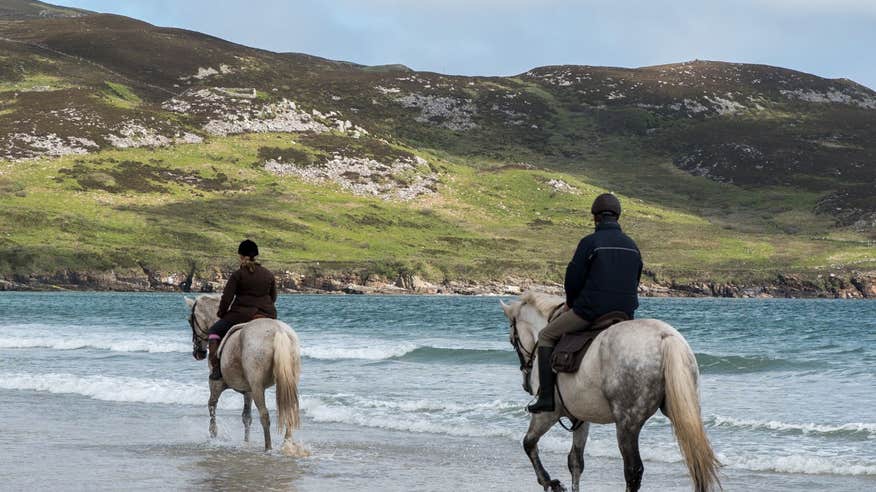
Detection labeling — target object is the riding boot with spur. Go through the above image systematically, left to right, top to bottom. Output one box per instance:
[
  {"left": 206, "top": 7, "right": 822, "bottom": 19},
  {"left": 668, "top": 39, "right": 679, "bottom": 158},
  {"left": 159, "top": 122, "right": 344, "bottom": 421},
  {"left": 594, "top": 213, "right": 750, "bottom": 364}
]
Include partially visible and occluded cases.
[
  {"left": 208, "top": 339, "right": 222, "bottom": 380},
  {"left": 527, "top": 346, "right": 556, "bottom": 413}
]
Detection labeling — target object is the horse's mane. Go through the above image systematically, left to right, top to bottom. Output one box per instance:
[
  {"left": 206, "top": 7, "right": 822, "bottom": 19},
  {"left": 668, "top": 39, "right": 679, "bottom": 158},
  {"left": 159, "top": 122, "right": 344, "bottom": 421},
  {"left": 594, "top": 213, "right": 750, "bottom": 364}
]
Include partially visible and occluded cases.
[{"left": 521, "top": 290, "right": 565, "bottom": 319}]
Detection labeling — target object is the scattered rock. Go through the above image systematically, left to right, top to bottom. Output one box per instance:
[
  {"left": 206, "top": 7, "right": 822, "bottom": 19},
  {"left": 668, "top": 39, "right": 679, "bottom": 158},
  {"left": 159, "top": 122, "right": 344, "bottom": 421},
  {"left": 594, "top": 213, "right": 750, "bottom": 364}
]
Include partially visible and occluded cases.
[
  {"left": 396, "top": 93, "right": 477, "bottom": 131},
  {"left": 265, "top": 153, "right": 437, "bottom": 201}
]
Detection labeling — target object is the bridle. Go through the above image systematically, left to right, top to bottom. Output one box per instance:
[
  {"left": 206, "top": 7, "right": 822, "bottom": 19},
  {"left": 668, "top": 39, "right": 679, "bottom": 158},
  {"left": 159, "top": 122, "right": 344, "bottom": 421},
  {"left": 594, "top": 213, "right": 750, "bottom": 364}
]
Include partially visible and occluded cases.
[
  {"left": 189, "top": 299, "right": 208, "bottom": 359},
  {"left": 509, "top": 302, "right": 566, "bottom": 396},
  {"left": 509, "top": 317, "right": 536, "bottom": 395}
]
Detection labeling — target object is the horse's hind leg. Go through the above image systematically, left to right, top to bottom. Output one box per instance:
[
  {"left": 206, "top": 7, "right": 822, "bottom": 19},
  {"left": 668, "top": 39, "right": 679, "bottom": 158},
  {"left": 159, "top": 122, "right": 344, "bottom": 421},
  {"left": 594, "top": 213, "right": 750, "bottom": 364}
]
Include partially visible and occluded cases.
[
  {"left": 251, "top": 387, "right": 272, "bottom": 452},
  {"left": 242, "top": 392, "right": 253, "bottom": 443},
  {"left": 523, "top": 413, "right": 565, "bottom": 492},
  {"left": 615, "top": 420, "right": 644, "bottom": 492},
  {"left": 568, "top": 422, "right": 590, "bottom": 492}
]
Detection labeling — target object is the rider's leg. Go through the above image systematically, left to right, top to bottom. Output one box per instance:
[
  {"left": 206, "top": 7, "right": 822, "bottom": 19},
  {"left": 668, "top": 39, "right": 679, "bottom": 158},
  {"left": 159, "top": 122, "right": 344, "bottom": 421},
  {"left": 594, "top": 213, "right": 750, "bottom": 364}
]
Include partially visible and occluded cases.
[
  {"left": 528, "top": 309, "right": 592, "bottom": 413},
  {"left": 206, "top": 319, "right": 232, "bottom": 380},
  {"left": 527, "top": 345, "right": 557, "bottom": 413}
]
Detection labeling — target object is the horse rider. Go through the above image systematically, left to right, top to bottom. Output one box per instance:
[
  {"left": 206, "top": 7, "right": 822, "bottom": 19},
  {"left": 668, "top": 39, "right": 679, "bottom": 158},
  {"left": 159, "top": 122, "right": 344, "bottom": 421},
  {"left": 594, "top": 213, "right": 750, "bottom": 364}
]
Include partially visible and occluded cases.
[
  {"left": 527, "top": 193, "right": 643, "bottom": 413},
  {"left": 207, "top": 239, "right": 278, "bottom": 380}
]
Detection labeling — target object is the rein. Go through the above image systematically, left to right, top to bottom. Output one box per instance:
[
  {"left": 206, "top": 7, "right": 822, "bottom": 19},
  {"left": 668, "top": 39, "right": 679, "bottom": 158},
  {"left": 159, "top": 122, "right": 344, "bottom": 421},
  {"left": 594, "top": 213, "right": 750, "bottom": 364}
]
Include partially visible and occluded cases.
[
  {"left": 189, "top": 299, "right": 208, "bottom": 357},
  {"left": 509, "top": 317, "right": 535, "bottom": 395}
]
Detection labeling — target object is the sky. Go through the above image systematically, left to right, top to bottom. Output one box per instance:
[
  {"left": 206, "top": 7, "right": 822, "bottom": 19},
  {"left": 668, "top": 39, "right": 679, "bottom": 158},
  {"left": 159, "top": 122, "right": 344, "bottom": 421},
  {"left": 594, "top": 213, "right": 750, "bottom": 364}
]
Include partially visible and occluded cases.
[{"left": 52, "top": 0, "right": 876, "bottom": 89}]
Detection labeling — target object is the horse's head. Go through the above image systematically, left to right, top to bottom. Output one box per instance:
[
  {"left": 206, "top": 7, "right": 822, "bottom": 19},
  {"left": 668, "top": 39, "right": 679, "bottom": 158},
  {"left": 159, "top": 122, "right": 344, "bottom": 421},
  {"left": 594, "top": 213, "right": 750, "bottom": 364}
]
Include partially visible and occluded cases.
[
  {"left": 501, "top": 291, "right": 564, "bottom": 394},
  {"left": 184, "top": 295, "right": 220, "bottom": 360},
  {"left": 501, "top": 298, "right": 539, "bottom": 394}
]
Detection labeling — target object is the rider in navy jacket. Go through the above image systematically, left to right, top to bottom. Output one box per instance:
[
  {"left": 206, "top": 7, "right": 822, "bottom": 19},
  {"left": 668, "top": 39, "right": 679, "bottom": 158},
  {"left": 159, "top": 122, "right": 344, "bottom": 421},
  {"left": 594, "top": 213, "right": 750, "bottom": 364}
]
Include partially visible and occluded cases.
[
  {"left": 527, "top": 193, "right": 643, "bottom": 414},
  {"left": 565, "top": 220, "right": 642, "bottom": 321}
]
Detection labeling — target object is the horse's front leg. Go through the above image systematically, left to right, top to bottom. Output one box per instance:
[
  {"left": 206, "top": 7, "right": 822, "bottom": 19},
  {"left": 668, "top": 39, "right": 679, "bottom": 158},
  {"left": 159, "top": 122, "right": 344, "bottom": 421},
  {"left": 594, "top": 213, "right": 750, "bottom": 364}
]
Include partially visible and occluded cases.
[
  {"left": 208, "top": 379, "right": 226, "bottom": 438},
  {"left": 251, "top": 386, "right": 271, "bottom": 452},
  {"left": 242, "top": 392, "right": 253, "bottom": 443},
  {"left": 524, "top": 411, "right": 565, "bottom": 492},
  {"left": 568, "top": 422, "right": 590, "bottom": 492}
]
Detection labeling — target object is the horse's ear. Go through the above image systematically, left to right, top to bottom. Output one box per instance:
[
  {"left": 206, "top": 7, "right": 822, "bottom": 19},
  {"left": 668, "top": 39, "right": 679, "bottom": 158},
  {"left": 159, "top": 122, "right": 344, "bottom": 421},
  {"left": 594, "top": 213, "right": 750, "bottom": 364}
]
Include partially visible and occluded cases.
[
  {"left": 184, "top": 297, "right": 195, "bottom": 307},
  {"left": 499, "top": 300, "right": 512, "bottom": 318}
]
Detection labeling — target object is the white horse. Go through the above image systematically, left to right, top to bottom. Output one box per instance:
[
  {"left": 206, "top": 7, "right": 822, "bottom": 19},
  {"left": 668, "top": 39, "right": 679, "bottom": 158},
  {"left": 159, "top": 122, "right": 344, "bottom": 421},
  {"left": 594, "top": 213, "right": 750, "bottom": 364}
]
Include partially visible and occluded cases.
[
  {"left": 501, "top": 291, "right": 720, "bottom": 492},
  {"left": 185, "top": 294, "right": 307, "bottom": 456}
]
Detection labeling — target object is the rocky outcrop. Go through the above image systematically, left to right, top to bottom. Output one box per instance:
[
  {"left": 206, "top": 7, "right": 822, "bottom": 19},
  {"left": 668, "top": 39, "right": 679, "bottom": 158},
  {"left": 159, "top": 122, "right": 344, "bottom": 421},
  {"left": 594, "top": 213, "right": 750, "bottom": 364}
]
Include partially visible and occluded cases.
[
  {"left": 265, "top": 153, "right": 437, "bottom": 201},
  {"left": 2, "top": 268, "right": 874, "bottom": 299}
]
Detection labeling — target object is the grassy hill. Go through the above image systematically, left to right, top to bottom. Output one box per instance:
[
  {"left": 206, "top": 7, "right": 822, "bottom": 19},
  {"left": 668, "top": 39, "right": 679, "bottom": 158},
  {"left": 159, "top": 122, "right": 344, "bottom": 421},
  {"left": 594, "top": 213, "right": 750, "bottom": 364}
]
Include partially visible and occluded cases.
[{"left": 0, "top": 2, "right": 873, "bottom": 296}]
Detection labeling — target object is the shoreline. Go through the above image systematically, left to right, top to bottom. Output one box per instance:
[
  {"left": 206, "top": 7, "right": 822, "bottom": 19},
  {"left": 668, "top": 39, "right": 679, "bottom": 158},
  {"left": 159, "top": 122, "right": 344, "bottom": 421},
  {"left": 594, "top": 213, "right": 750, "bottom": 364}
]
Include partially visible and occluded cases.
[{"left": 2, "top": 269, "right": 874, "bottom": 299}]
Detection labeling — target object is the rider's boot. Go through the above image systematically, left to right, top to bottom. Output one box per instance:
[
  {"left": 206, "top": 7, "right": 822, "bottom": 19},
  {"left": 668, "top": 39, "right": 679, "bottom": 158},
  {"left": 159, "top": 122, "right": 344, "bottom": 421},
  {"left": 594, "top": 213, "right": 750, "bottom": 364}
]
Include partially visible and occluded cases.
[
  {"left": 208, "top": 338, "right": 222, "bottom": 380},
  {"left": 527, "top": 346, "right": 556, "bottom": 413}
]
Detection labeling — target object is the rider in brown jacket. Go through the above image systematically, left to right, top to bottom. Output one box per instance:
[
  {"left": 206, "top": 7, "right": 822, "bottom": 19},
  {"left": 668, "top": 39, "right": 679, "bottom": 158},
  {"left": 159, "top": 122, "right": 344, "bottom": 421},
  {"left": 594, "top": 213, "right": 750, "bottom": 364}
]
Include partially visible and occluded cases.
[{"left": 207, "top": 239, "right": 278, "bottom": 380}]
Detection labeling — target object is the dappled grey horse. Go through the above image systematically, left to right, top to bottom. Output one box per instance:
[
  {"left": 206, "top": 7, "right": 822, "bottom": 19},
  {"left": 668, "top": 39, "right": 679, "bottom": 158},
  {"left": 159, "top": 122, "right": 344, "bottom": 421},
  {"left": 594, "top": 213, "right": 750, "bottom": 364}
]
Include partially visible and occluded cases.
[
  {"left": 502, "top": 291, "right": 720, "bottom": 492},
  {"left": 186, "top": 294, "right": 306, "bottom": 456}
]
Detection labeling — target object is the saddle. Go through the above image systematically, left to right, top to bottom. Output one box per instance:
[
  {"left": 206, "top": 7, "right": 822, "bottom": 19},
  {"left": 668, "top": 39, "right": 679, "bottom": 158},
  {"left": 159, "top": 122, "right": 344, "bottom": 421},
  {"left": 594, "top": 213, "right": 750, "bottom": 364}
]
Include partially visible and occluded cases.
[{"left": 551, "top": 311, "right": 631, "bottom": 373}]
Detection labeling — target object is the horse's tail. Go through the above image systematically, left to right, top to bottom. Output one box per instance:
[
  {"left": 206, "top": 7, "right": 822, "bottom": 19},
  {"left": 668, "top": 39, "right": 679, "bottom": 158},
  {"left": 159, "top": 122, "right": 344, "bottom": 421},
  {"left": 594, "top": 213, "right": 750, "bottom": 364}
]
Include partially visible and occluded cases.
[
  {"left": 272, "top": 329, "right": 301, "bottom": 434},
  {"left": 662, "top": 334, "right": 721, "bottom": 492}
]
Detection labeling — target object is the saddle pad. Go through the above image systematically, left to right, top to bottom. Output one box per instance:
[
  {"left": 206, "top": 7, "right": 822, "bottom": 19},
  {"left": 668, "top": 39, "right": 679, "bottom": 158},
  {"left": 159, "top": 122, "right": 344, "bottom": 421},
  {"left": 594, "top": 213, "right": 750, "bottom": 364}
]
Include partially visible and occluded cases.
[
  {"left": 551, "top": 311, "right": 630, "bottom": 373},
  {"left": 216, "top": 315, "right": 270, "bottom": 358},
  {"left": 217, "top": 324, "right": 247, "bottom": 358}
]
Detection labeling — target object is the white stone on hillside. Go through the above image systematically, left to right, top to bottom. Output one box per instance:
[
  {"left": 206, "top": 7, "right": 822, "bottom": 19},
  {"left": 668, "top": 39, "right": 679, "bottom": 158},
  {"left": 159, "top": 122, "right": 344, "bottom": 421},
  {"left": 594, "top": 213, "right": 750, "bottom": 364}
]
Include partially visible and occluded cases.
[
  {"left": 181, "top": 64, "right": 234, "bottom": 81},
  {"left": 375, "top": 86, "right": 401, "bottom": 94},
  {"left": 779, "top": 88, "right": 876, "bottom": 109},
  {"left": 163, "top": 89, "right": 333, "bottom": 136},
  {"left": 396, "top": 93, "right": 477, "bottom": 131},
  {"left": 704, "top": 95, "right": 746, "bottom": 115},
  {"left": 203, "top": 99, "right": 330, "bottom": 135},
  {"left": 683, "top": 99, "right": 708, "bottom": 113},
  {"left": 103, "top": 122, "right": 204, "bottom": 148},
  {"left": 105, "top": 122, "right": 172, "bottom": 148},
  {"left": 3, "top": 133, "right": 97, "bottom": 160},
  {"left": 264, "top": 154, "right": 437, "bottom": 201},
  {"left": 546, "top": 178, "right": 579, "bottom": 194}
]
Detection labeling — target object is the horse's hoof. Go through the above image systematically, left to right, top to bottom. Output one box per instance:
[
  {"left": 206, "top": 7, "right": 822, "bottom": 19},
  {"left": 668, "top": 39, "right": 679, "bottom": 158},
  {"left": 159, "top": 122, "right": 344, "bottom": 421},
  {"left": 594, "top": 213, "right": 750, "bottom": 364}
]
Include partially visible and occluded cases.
[
  {"left": 281, "top": 440, "right": 310, "bottom": 457},
  {"left": 547, "top": 480, "right": 566, "bottom": 492}
]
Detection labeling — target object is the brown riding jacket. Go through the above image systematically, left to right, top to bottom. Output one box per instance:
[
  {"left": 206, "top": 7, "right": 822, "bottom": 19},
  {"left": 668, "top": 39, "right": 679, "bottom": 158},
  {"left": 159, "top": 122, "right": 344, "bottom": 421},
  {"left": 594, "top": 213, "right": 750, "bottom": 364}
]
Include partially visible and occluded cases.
[{"left": 217, "top": 264, "right": 278, "bottom": 325}]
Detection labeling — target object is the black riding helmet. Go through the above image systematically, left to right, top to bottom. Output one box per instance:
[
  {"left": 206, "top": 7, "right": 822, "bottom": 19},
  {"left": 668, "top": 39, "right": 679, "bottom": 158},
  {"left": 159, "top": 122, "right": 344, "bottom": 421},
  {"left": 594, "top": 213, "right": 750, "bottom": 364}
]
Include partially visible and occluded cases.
[
  {"left": 591, "top": 193, "right": 621, "bottom": 218},
  {"left": 238, "top": 239, "right": 259, "bottom": 258}
]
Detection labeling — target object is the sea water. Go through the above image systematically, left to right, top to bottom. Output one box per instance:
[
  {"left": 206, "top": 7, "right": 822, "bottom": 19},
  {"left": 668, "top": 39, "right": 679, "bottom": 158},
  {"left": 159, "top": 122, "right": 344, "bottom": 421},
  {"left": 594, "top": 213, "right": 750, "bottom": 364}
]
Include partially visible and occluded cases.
[{"left": 0, "top": 293, "right": 873, "bottom": 491}]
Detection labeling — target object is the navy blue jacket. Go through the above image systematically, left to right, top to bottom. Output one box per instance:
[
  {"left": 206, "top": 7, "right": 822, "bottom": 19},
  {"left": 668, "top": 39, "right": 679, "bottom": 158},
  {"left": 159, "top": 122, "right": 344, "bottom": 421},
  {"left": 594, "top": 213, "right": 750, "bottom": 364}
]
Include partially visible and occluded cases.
[{"left": 565, "top": 221, "right": 642, "bottom": 320}]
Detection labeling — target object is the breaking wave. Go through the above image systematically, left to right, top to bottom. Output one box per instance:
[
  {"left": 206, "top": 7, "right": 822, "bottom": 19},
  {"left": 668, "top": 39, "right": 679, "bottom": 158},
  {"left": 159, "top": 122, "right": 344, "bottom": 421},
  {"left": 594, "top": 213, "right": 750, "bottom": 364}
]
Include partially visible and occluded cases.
[
  {"left": 0, "top": 336, "right": 190, "bottom": 353},
  {"left": 695, "top": 353, "right": 820, "bottom": 373},
  {"left": 708, "top": 415, "right": 876, "bottom": 439}
]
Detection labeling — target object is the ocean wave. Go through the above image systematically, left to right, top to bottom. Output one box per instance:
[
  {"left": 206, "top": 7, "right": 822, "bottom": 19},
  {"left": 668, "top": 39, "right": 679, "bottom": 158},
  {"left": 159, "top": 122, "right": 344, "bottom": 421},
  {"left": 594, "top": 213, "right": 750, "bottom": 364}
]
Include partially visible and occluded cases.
[
  {"left": 0, "top": 336, "right": 191, "bottom": 353},
  {"left": 301, "top": 339, "right": 511, "bottom": 362},
  {"left": 393, "top": 346, "right": 513, "bottom": 364},
  {"left": 695, "top": 353, "right": 819, "bottom": 373},
  {"left": 0, "top": 372, "right": 239, "bottom": 409},
  {"left": 314, "top": 393, "right": 521, "bottom": 415},
  {"left": 709, "top": 415, "right": 876, "bottom": 438},
  {"left": 723, "top": 454, "right": 876, "bottom": 476}
]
